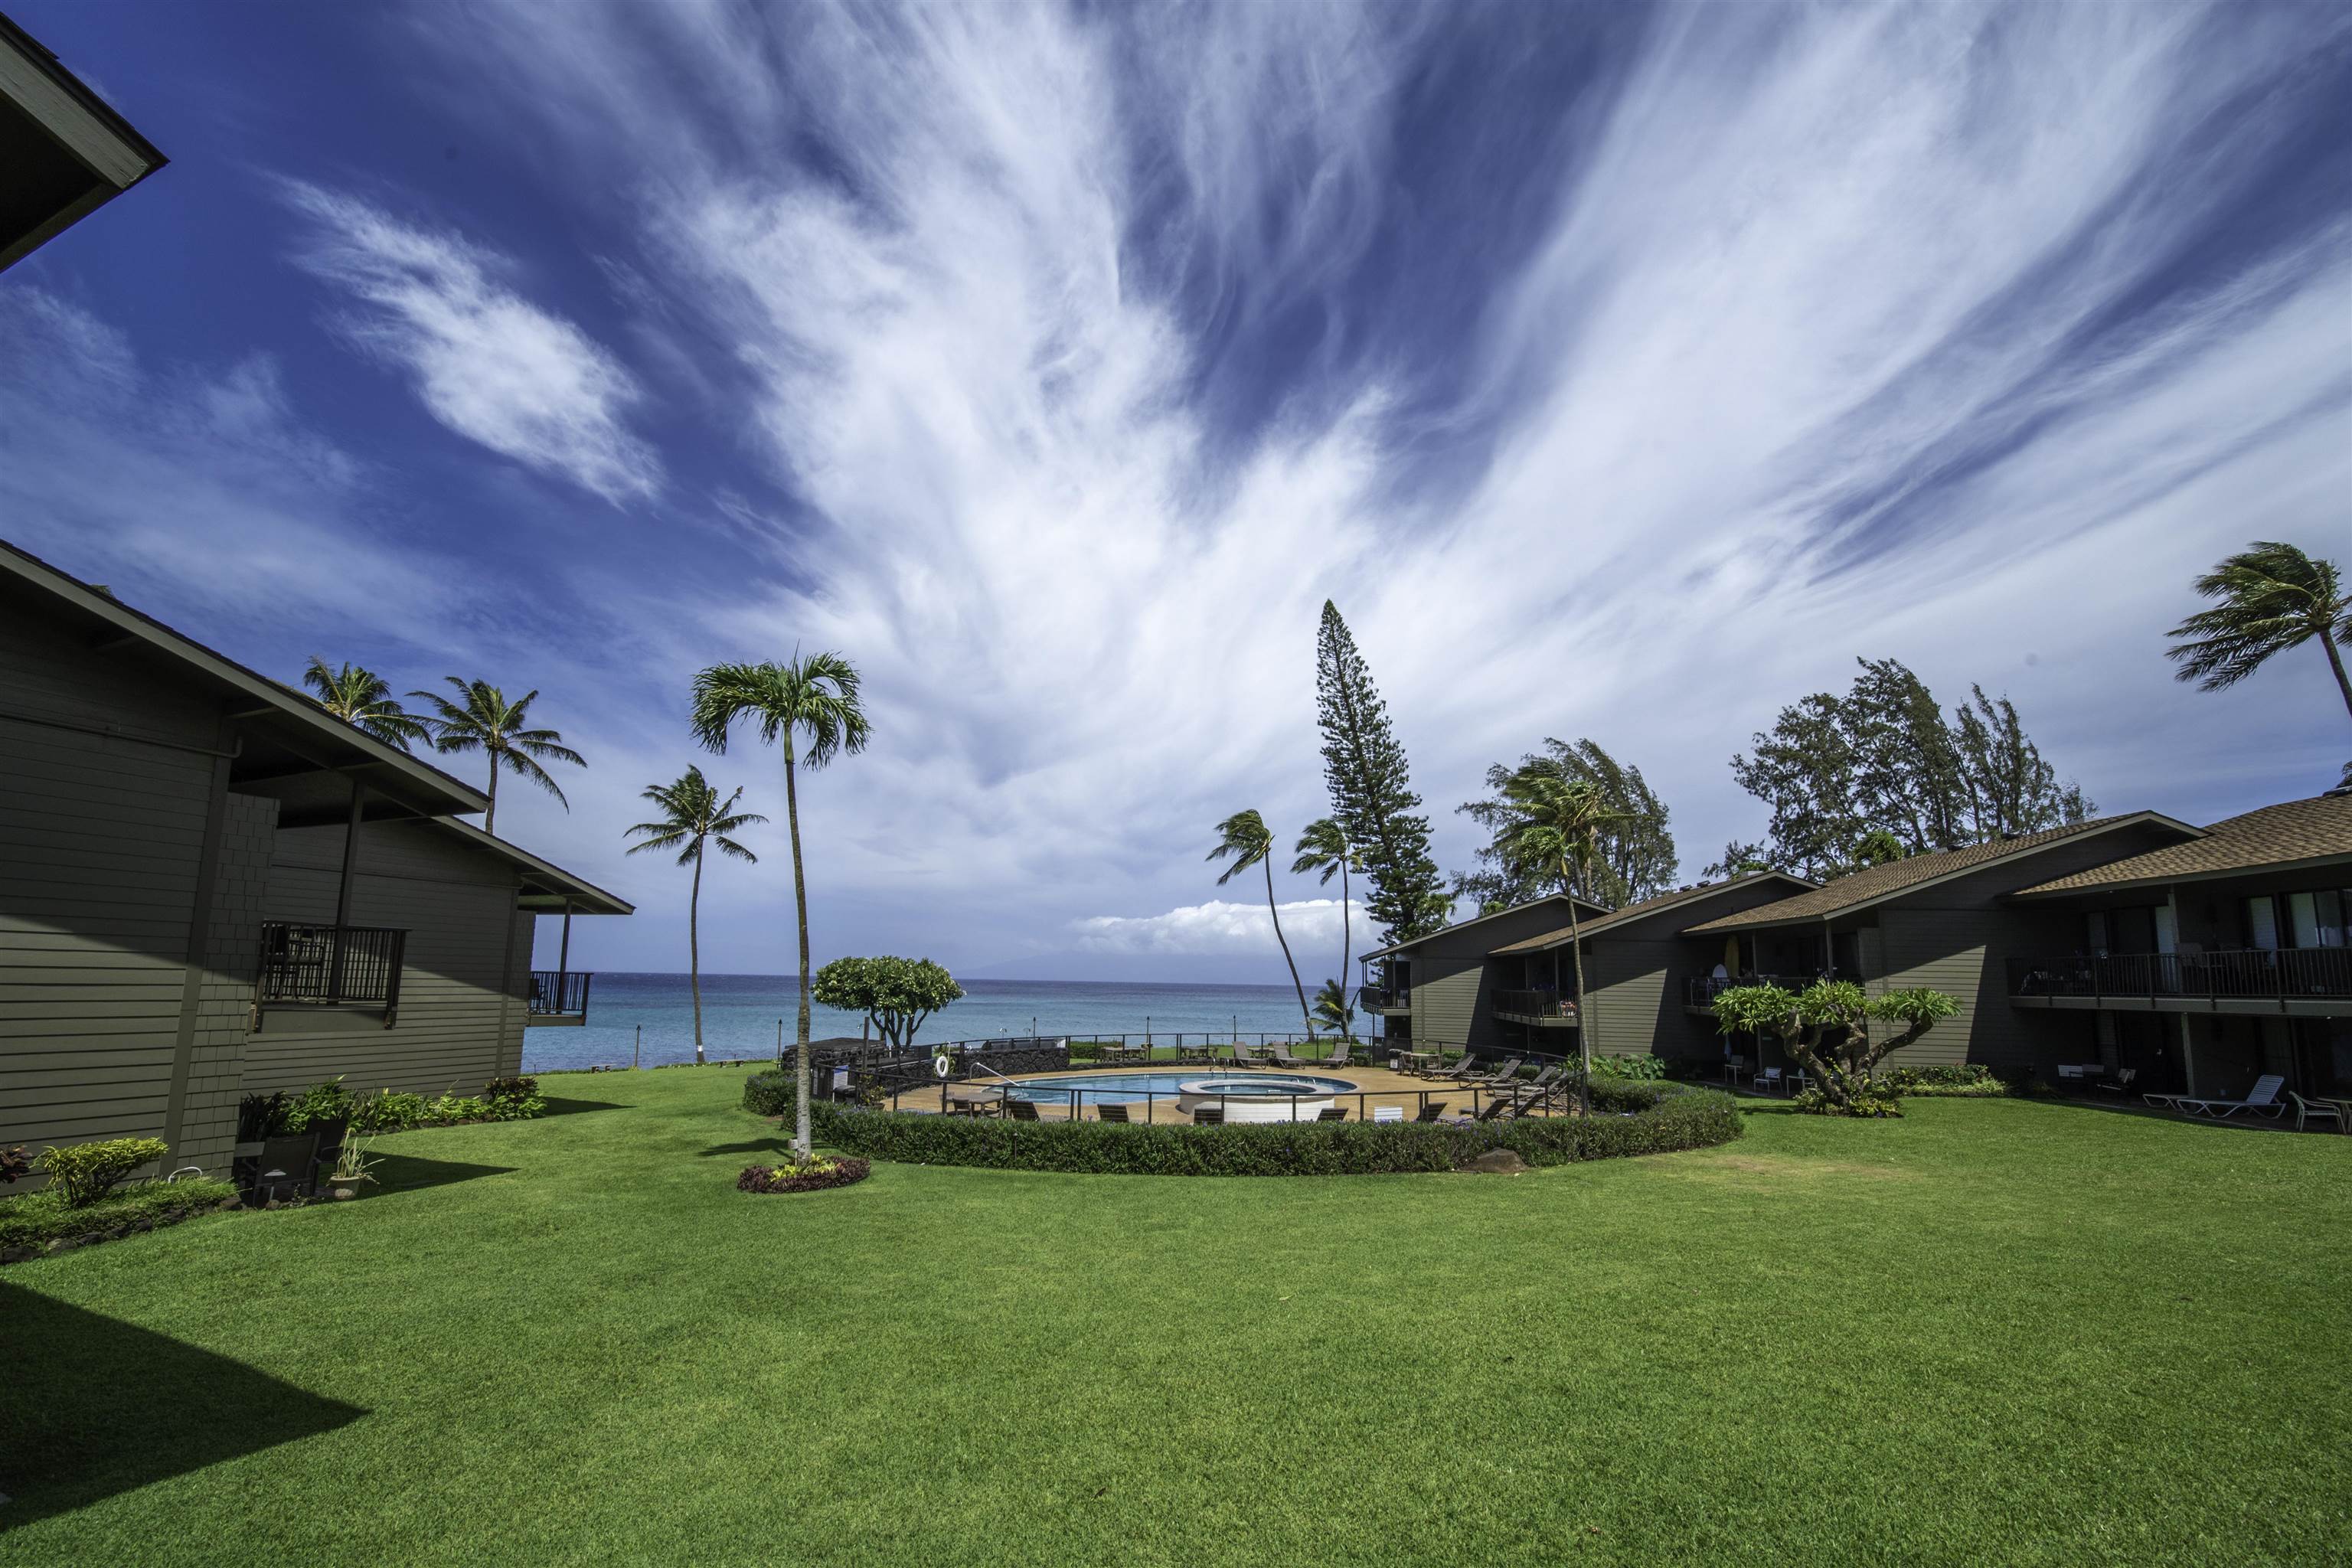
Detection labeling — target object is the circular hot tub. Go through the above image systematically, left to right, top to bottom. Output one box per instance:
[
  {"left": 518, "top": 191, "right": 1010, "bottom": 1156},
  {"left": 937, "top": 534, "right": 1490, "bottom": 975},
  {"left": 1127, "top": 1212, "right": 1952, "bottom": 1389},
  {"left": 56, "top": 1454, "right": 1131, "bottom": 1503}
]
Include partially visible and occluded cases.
[{"left": 1175, "top": 1075, "right": 1358, "bottom": 1122}]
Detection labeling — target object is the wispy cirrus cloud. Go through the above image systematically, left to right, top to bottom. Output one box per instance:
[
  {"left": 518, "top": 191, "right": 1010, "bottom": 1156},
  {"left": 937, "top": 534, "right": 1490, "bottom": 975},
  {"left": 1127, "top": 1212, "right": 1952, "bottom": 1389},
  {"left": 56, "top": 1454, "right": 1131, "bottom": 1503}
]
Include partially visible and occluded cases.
[
  {"left": 284, "top": 182, "right": 661, "bottom": 504},
  {"left": 1073, "top": 899, "right": 1367, "bottom": 961}
]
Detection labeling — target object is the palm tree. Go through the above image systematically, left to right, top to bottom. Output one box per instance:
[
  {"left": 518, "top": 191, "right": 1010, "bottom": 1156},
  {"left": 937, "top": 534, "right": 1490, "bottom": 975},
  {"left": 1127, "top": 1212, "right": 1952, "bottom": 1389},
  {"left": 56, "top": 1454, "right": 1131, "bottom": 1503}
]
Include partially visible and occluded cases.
[
  {"left": 2167, "top": 541, "right": 2352, "bottom": 721},
  {"left": 690, "top": 655, "right": 869, "bottom": 1158},
  {"left": 302, "top": 657, "right": 430, "bottom": 750},
  {"left": 408, "top": 678, "right": 585, "bottom": 835},
  {"left": 1500, "top": 766, "right": 1632, "bottom": 1115},
  {"left": 623, "top": 767, "right": 763, "bottom": 1066},
  {"left": 1209, "top": 808, "right": 1315, "bottom": 1041},
  {"left": 1292, "top": 817, "right": 1357, "bottom": 1040},
  {"left": 1311, "top": 978, "right": 1352, "bottom": 1040}
]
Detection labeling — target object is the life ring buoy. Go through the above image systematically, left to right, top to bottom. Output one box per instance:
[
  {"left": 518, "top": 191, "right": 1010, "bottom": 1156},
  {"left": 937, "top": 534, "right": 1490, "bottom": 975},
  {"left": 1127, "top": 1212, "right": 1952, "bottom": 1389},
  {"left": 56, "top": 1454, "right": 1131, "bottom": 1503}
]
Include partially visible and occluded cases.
[{"left": 934, "top": 1054, "right": 952, "bottom": 1078}]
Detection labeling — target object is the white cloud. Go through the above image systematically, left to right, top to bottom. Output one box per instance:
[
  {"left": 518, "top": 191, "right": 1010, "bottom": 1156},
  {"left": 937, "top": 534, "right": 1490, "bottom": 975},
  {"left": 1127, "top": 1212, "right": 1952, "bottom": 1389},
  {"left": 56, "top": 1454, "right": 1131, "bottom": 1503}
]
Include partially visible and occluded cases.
[
  {"left": 284, "top": 183, "right": 661, "bottom": 503},
  {"left": 1072, "top": 898, "right": 1368, "bottom": 962}
]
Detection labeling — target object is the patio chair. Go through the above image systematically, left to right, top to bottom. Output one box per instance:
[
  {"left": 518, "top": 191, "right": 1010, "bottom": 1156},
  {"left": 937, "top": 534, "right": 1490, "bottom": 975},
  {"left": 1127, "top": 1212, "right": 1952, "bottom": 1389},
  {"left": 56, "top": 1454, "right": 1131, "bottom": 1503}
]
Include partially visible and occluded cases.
[
  {"left": 1181, "top": 1038, "right": 1216, "bottom": 1066},
  {"left": 1325, "top": 1040, "right": 1351, "bottom": 1069},
  {"left": 1263, "top": 1041, "right": 1305, "bottom": 1068},
  {"left": 1223, "top": 1044, "right": 1253, "bottom": 1071},
  {"left": 1430, "top": 1055, "right": 1481, "bottom": 1083},
  {"left": 1465, "top": 1057, "right": 1524, "bottom": 1088},
  {"left": 1753, "top": 1067, "right": 1788, "bottom": 1096},
  {"left": 2093, "top": 1068, "right": 2138, "bottom": 1096},
  {"left": 2146, "top": 1073, "right": 2287, "bottom": 1120},
  {"left": 2288, "top": 1093, "right": 2346, "bottom": 1133},
  {"left": 1006, "top": 1099, "right": 1042, "bottom": 1122},
  {"left": 1097, "top": 1102, "right": 1134, "bottom": 1123},
  {"left": 1413, "top": 1102, "right": 1449, "bottom": 1123},
  {"left": 1370, "top": 1105, "right": 1403, "bottom": 1123},
  {"left": 1192, "top": 1106, "right": 1225, "bottom": 1126},
  {"left": 1315, "top": 1106, "right": 1348, "bottom": 1122}
]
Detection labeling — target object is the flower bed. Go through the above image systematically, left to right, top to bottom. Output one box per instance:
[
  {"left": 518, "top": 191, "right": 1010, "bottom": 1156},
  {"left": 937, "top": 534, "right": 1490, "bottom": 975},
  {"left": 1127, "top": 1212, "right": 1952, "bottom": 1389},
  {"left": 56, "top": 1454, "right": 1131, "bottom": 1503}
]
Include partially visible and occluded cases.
[
  {"left": 792, "top": 1080, "right": 1740, "bottom": 1178},
  {"left": 737, "top": 1156, "right": 871, "bottom": 1194},
  {"left": 0, "top": 1178, "right": 237, "bottom": 1263}
]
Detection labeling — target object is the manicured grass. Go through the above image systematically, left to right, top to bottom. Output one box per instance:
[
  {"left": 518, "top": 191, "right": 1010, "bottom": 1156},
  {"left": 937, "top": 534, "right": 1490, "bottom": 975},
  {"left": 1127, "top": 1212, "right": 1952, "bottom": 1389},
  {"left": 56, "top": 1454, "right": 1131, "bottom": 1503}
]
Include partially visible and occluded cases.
[{"left": 4, "top": 1070, "right": 2347, "bottom": 1566}]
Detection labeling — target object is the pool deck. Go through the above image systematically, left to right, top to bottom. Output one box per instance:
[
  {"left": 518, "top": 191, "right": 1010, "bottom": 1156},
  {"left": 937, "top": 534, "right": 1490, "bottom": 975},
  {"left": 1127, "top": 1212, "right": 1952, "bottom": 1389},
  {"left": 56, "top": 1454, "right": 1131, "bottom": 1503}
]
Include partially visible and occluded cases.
[{"left": 884, "top": 1060, "right": 1571, "bottom": 1124}]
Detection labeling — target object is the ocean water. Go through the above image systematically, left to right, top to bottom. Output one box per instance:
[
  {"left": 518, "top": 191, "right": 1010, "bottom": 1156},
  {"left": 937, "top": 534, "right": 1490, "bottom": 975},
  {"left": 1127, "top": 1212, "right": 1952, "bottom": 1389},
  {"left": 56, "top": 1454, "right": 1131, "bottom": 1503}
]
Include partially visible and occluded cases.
[{"left": 520, "top": 972, "right": 1318, "bottom": 1073}]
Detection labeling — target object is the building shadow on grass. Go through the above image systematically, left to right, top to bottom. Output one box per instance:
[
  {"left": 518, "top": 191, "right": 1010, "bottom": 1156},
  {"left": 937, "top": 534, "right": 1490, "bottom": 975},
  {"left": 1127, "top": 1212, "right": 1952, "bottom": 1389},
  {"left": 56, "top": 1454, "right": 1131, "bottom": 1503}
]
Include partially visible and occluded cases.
[
  {"left": 536, "top": 1096, "right": 626, "bottom": 1119},
  {"left": 369, "top": 1152, "right": 519, "bottom": 1196},
  {"left": 0, "top": 1284, "right": 365, "bottom": 1529}
]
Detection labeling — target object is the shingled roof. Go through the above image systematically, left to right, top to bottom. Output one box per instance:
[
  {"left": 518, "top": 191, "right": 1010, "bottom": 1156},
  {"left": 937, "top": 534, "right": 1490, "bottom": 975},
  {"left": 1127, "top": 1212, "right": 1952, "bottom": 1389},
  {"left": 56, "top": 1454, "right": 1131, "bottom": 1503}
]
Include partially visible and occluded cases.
[
  {"left": 2009, "top": 792, "right": 2352, "bottom": 898},
  {"left": 1681, "top": 812, "right": 2199, "bottom": 933},
  {"left": 1488, "top": 872, "right": 1817, "bottom": 954},
  {"left": 1361, "top": 890, "right": 1611, "bottom": 961}
]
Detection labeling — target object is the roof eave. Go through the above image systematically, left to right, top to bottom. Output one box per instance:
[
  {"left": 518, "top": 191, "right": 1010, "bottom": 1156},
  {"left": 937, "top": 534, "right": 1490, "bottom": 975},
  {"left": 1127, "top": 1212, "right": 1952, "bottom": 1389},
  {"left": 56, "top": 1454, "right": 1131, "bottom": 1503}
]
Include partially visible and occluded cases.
[{"left": 2008, "top": 850, "right": 2352, "bottom": 902}]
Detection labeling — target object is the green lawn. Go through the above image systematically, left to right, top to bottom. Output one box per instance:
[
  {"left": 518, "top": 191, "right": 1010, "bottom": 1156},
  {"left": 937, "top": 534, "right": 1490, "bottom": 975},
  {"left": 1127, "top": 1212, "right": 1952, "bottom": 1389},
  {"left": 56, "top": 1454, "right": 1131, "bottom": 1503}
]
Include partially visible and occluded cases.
[{"left": 5, "top": 1070, "right": 2347, "bottom": 1566}]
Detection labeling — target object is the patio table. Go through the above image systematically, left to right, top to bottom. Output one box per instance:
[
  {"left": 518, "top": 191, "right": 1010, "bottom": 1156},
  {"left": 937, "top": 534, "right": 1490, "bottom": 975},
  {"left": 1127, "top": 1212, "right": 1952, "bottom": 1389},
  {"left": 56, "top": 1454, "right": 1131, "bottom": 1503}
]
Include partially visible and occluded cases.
[{"left": 1400, "top": 1050, "right": 1440, "bottom": 1076}]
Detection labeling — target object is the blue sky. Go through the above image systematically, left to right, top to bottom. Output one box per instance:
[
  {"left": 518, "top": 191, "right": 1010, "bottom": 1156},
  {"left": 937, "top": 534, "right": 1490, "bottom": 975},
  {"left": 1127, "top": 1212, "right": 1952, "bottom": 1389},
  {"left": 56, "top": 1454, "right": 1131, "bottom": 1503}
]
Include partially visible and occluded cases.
[{"left": 7, "top": 2, "right": 2349, "bottom": 983}]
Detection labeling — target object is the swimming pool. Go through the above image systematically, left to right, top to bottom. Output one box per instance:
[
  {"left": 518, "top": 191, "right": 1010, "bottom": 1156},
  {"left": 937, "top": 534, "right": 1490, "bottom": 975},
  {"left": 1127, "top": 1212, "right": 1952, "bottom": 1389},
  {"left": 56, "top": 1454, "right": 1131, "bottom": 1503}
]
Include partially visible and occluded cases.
[{"left": 1004, "top": 1072, "right": 1357, "bottom": 1106}]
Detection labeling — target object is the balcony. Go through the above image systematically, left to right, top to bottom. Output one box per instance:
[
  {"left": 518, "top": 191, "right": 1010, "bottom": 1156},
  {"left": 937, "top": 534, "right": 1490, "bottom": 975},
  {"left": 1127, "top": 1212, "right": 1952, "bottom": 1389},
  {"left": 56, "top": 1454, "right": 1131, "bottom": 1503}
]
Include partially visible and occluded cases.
[
  {"left": 254, "top": 923, "right": 405, "bottom": 1028},
  {"left": 2008, "top": 949, "right": 2352, "bottom": 1016},
  {"left": 528, "top": 969, "right": 595, "bottom": 1026},
  {"left": 1682, "top": 974, "right": 1812, "bottom": 1011},
  {"left": 1357, "top": 984, "right": 1412, "bottom": 1015},
  {"left": 1492, "top": 988, "right": 1578, "bottom": 1027}
]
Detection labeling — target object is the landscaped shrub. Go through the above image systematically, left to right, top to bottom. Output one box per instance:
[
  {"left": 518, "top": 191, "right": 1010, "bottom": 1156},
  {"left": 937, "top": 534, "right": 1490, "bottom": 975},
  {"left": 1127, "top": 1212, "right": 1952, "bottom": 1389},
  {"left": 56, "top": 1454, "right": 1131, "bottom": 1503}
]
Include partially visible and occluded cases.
[
  {"left": 1591, "top": 1053, "right": 1669, "bottom": 1080},
  {"left": 1883, "top": 1063, "right": 2009, "bottom": 1097},
  {"left": 743, "top": 1070, "right": 797, "bottom": 1119},
  {"left": 485, "top": 1076, "right": 539, "bottom": 1101},
  {"left": 283, "top": 1077, "right": 353, "bottom": 1132},
  {"left": 802, "top": 1081, "right": 1740, "bottom": 1178},
  {"left": 346, "top": 1086, "right": 546, "bottom": 1132},
  {"left": 1790, "top": 1087, "right": 1904, "bottom": 1118},
  {"left": 237, "top": 1090, "right": 292, "bottom": 1142},
  {"left": 350, "top": 1090, "right": 428, "bottom": 1132},
  {"left": 34, "top": 1137, "right": 171, "bottom": 1206},
  {"left": 2, "top": 1145, "right": 28, "bottom": 1184},
  {"left": 737, "top": 1156, "right": 871, "bottom": 1194},
  {"left": 0, "top": 1178, "right": 235, "bottom": 1255}
]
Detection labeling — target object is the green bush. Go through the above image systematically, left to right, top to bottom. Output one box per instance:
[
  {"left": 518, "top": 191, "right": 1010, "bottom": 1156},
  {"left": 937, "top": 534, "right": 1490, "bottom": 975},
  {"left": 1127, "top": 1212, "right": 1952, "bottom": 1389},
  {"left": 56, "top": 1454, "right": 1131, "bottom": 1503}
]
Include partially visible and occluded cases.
[
  {"left": 1591, "top": 1053, "right": 1669, "bottom": 1080},
  {"left": 1883, "top": 1063, "right": 2009, "bottom": 1097},
  {"left": 743, "top": 1071, "right": 798, "bottom": 1119},
  {"left": 283, "top": 1077, "right": 352, "bottom": 1132},
  {"left": 802, "top": 1080, "right": 1740, "bottom": 1178},
  {"left": 1791, "top": 1087, "right": 1904, "bottom": 1118},
  {"left": 350, "top": 1090, "right": 426, "bottom": 1132},
  {"left": 34, "top": 1137, "right": 170, "bottom": 1207},
  {"left": 1, "top": 1178, "right": 235, "bottom": 1251}
]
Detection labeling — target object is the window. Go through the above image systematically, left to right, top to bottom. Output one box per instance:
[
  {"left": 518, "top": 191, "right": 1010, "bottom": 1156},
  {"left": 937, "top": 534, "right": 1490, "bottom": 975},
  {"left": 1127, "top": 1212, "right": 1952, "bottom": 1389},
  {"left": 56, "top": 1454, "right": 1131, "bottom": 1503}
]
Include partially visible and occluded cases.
[
  {"left": 2315, "top": 890, "right": 2348, "bottom": 949},
  {"left": 2288, "top": 892, "right": 2320, "bottom": 949},
  {"left": 2245, "top": 896, "right": 2279, "bottom": 952},
  {"left": 2154, "top": 903, "right": 2177, "bottom": 955},
  {"left": 2086, "top": 910, "right": 2109, "bottom": 957}
]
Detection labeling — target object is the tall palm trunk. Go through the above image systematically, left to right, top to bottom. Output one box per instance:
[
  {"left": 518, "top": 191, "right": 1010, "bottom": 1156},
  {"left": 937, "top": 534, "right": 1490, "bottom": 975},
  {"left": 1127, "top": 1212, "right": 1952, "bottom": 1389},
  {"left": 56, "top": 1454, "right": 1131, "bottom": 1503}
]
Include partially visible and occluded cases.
[
  {"left": 2324, "top": 634, "right": 2352, "bottom": 721},
  {"left": 783, "top": 739, "right": 812, "bottom": 1158},
  {"left": 484, "top": 755, "right": 500, "bottom": 836},
  {"left": 688, "top": 840, "right": 705, "bottom": 1066},
  {"left": 1266, "top": 857, "right": 1314, "bottom": 1039},
  {"left": 1563, "top": 858, "right": 1592, "bottom": 1116}
]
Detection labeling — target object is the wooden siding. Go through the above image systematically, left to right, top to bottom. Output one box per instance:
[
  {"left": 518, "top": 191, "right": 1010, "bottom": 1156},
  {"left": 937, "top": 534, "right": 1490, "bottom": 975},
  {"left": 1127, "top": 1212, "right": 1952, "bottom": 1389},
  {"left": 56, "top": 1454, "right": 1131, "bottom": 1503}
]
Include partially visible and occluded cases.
[
  {"left": 0, "top": 713, "right": 217, "bottom": 1152},
  {"left": 247, "top": 820, "right": 528, "bottom": 1098},
  {"left": 1404, "top": 902, "right": 1594, "bottom": 1050}
]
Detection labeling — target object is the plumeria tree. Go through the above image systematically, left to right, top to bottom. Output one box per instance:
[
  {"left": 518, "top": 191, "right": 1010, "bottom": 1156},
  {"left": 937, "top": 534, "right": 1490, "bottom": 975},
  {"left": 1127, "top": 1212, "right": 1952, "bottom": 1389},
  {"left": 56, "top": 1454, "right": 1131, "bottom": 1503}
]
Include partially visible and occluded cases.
[
  {"left": 811, "top": 956, "right": 964, "bottom": 1050},
  {"left": 1710, "top": 979, "right": 1959, "bottom": 1115}
]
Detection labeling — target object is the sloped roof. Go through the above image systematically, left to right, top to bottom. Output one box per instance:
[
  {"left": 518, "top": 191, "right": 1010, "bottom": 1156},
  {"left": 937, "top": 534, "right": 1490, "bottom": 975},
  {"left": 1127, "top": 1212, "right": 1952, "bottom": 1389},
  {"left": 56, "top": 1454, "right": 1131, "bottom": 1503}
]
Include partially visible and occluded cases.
[
  {"left": 2010, "top": 793, "right": 2352, "bottom": 898},
  {"left": 1683, "top": 812, "right": 2200, "bottom": 933},
  {"left": 428, "top": 817, "right": 635, "bottom": 916},
  {"left": 1488, "top": 872, "right": 1818, "bottom": 955},
  {"left": 1361, "top": 890, "right": 1612, "bottom": 961}
]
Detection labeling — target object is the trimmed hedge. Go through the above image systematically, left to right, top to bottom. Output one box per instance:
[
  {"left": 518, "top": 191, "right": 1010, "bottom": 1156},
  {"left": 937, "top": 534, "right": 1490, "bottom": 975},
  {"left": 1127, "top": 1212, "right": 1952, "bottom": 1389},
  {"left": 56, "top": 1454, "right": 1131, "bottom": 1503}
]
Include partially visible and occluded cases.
[
  {"left": 792, "top": 1080, "right": 1740, "bottom": 1178},
  {"left": 0, "top": 1178, "right": 237, "bottom": 1256}
]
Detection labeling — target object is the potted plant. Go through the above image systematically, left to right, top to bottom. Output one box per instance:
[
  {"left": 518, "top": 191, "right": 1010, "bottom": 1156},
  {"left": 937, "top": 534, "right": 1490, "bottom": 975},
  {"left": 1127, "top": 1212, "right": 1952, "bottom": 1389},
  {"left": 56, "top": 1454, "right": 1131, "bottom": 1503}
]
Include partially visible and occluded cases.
[{"left": 325, "top": 1132, "right": 379, "bottom": 1200}]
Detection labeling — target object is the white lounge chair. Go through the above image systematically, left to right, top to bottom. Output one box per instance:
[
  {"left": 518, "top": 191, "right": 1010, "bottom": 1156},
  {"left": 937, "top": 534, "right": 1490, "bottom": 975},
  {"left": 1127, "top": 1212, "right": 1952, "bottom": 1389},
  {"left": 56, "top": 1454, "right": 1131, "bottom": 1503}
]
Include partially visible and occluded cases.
[
  {"left": 2145, "top": 1073, "right": 2287, "bottom": 1120},
  {"left": 2289, "top": 1092, "right": 2346, "bottom": 1134},
  {"left": 1371, "top": 1106, "right": 1403, "bottom": 1123}
]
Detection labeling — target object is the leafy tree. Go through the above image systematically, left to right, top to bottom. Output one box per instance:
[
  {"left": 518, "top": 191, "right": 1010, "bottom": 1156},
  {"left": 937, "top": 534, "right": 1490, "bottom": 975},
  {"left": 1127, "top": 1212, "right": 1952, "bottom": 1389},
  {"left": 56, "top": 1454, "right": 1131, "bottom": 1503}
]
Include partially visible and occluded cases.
[
  {"left": 2166, "top": 541, "right": 2352, "bottom": 723},
  {"left": 1315, "top": 602, "right": 1447, "bottom": 946},
  {"left": 691, "top": 654, "right": 871, "bottom": 1158},
  {"left": 302, "top": 658, "right": 430, "bottom": 750},
  {"left": 1725, "top": 658, "right": 2092, "bottom": 880},
  {"left": 408, "top": 678, "right": 586, "bottom": 835},
  {"left": 1455, "top": 737, "right": 1677, "bottom": 910},
  {"left": 623, "top": 766, "right": 763, "bottom": 1065},
  {"left": 1498, "top": 766, "right": 1630, "bottom": 1114},
  {"left": 1209, "top": 808, "right": 1316, "bottom": 1040},
  {"left": 1292, "top": 817, "right": 1358, "bottom": 1040},
  {"left": 811, "top": 956, "right": 964, "bottom": 1050},
  {"left": 1310, "top": 977, "right": 1354, "bottom": 1040},
  {"left": 1710, "top": 980, "right": 1959, "bottom": 1115}
]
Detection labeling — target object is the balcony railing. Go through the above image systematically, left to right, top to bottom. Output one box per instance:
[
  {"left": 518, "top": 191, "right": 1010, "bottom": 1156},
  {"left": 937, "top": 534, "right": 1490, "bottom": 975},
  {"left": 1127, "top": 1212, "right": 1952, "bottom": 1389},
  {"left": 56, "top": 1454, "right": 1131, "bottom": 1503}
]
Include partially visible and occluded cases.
[
  {"left": 255, "top": 923, "right": 405, "bottom": 1027},
  {"left": 2008, "top": 948, "right": 2352, "bottom": 1005},
  {"left": 528, "top": 969, "right": 594, "bottom": 1021},
  {"left": 1682, "top": 974, "right": 1815, "bottom": 1009},
  {"left": 1357, "top": 984, "right": 1411, "bottom": 1013},
  {"left": 1492, "top": 988, "right": 1578, "bottom": 1024}
]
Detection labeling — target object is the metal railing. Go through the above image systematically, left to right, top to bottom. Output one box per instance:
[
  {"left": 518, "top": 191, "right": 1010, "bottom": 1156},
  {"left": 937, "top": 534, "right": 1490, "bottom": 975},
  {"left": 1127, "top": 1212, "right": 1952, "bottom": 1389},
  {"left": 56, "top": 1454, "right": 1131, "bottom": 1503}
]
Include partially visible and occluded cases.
[
  {"left": 255, "top": 923, "right": 404, "bottom": 1025},
  {"left": 2007, "top": 948, "right": 2352, "bottom": 1004},
  {"left": 528, "top": 970, "right": 594, "bottom": 1018},
  {"left": 1681, "top": 973, "right": 1818, "bottom": 1008},
  {"left": 1356, "top": 984, "right": 1410, "bottom": 1011},
  {"left": 1491, "top": 988, "right": 1578, "bottom": 1022},
  {"left": 888, "top": 1074, "right": 1589, "bottom": 1125}
]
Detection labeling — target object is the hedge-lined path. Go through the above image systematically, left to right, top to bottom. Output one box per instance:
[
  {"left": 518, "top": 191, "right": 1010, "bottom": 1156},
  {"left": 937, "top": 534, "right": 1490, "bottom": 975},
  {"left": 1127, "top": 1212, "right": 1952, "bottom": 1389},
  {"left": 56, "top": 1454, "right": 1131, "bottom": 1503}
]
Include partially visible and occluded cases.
[{"left": 3, "top": 1066, "right": 2346, "bottom": 1566}]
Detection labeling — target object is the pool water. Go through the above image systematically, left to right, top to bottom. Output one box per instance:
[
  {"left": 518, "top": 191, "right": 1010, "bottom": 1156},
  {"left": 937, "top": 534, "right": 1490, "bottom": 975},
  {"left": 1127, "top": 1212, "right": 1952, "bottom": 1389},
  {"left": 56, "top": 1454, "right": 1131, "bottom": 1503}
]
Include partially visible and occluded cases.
[{"left": 1004, "top": 1073, "right": 1358, "bottom": 1104}]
